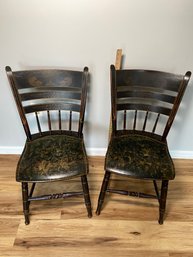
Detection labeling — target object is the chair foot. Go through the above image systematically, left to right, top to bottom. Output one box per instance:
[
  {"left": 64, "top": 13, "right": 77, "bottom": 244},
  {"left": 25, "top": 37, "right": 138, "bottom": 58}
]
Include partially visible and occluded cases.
[
  {"left": 96, "top": 171, "right": 111, "bottom": 215},
  {"left": 81, "top": 175, "right": 92, "bottom": 218},
  {"left": 158, "top": 180, "right": 169, "bottom": 225},
  {"left": 22, "top": 182, "right": 30, "bottom": 225},
  {"left": 85, "top": 200, "right": 92, "bottom": 218},
  {"left": 96, "top": 206, "right": 101, "bottom": 216},
  {"left": 87, "top": 209, "right": 92, "bottom": 218},
  {"left": 158, "top": 209, "right": 165, "bottom": 225},
  {"left": 24, "top": 212, "right": 30, "bottom": 225}
]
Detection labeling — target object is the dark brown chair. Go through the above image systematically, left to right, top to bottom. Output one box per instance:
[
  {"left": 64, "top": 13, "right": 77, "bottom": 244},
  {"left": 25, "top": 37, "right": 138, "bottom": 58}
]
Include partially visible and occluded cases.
[
  {"left": 96, "top": 65, "right": 191, "bottom": 224},
  {"left": 6, "top": 66, "right": 92, "bottom": 224}
]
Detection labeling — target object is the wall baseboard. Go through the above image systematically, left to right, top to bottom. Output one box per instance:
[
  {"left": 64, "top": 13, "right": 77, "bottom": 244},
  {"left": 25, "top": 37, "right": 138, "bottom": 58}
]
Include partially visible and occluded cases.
[
  {"left": 0, "top": 146, "right": 193, "bottom": 159},
  {"left": 0, "top": 146, "right": 23, "bottom": 154},
  {"left": 86, "top": 148, "right": 107, "bottom": 156},
  {"left": 169, "top": 151, "right": 193, "bottom": 159}
]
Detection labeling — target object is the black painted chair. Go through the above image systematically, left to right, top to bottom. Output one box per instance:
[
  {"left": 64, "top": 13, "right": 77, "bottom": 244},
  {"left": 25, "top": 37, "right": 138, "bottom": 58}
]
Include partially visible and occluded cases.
[
  {"left": 96, "top": 65, "right": 191, "bottom": 224},
  {"left": 6, "top": 66, "right": 92, "bottom": 224}
]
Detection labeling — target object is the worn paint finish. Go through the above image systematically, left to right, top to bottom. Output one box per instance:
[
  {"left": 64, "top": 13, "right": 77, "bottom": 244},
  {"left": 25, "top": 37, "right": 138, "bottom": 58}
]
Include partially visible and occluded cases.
[
  {"left": 106, "top": 134, "right": 175, "bottom": 180},
  {"left": 16, "top": 135, "right": 88, "bottom": 182}
]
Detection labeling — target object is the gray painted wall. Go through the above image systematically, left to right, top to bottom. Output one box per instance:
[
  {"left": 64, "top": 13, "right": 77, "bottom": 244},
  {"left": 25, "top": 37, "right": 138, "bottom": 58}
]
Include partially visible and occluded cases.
[{"left": 0, "top": 0, "right": 193, "bottom": 157}]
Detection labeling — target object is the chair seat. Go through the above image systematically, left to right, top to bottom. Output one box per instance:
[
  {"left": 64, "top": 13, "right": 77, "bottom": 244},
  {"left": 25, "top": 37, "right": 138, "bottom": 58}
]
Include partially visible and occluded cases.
[
  {"left": 105, "top": 134, "right": 175, "bottom": 180},
  {"left": 16, "top": 135, "right": 88, "bottom": 182}
]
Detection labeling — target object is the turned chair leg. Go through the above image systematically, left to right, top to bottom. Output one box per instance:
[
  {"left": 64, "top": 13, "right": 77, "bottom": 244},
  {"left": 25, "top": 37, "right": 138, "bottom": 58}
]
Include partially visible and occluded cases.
[
  {"left": 96, "top": 170, "right": 111, "bottom": 215},
  {"left": 81, "top": 175, "right": 92, "bottom": 218},
  {"left": 159, "top": 180, "right": 169, "bottom": 225},
  {"left": 21, "top": 182, "right": 30, "bottom": 225}
]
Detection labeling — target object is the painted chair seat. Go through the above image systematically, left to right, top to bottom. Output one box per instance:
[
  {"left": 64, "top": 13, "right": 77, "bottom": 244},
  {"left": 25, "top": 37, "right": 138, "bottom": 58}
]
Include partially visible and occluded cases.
[
  {"left": 17, "top": 134, "right": 88, "bottom": 182},
  {"left": 105, "top": 134, "right": 175, "bottom": 180}
]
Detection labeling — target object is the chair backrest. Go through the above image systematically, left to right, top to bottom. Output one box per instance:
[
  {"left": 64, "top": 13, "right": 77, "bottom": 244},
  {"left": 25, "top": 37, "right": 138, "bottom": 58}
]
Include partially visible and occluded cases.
[
  {"left": 110, "top": 64, "right": 191, "bottom": 141},
  {"left": 6, "top": 66, "right": 89, "bottom": 140}
]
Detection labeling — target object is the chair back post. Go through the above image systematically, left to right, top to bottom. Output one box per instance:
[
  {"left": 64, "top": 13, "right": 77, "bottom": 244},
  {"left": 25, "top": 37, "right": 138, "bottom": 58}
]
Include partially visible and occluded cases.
[
  {"left": 110, "top": 65, "right": 117, "bottom": 136},
  {"left": 5, "top": 66, "right": 32, "bottom": 140},
  {"left": 78, "top": 67, "right": 89, "bottom": 137},
  {"left": 162, "top": 71, "right": 191, "bottom": 140}
]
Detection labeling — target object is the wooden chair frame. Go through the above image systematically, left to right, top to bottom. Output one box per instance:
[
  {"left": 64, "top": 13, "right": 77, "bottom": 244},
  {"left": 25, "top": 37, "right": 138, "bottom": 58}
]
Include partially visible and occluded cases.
[
  {"left": 96, "top": 65, "right": 191, "bottom": 224},
  {"left": 6, "top": 66, "right": 92, "bottom": 224}
]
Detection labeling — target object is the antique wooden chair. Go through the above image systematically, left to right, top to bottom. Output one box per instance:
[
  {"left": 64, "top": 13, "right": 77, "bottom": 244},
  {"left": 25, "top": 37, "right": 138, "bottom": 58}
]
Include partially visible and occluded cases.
[
  {"left": 96, "top": 65, "right": 191, "bottom": 224},
  {"left": 6, "top": 66, "right": 92, "bottom": 224}
]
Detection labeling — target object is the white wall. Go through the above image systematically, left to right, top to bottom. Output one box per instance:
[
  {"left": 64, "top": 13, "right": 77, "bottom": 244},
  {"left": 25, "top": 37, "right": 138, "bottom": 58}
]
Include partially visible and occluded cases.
[{"left": 0, "top": 0, "right": 193, "bottom": 157}]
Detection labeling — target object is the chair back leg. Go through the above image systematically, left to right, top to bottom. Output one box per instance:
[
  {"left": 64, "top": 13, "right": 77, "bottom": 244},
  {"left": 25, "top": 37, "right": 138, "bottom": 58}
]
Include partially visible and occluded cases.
[
  {"left": 96, "top": 171, "right": 111, "bottom": 215},
  {"left": 81, "top": 175, "right": 92, "bottom": 218},
  {"left": 159, "top": 180, "right": 169, "bottom": 224},
  {"left": 22, "top": 182, "right": 30, "bottom": 225}
]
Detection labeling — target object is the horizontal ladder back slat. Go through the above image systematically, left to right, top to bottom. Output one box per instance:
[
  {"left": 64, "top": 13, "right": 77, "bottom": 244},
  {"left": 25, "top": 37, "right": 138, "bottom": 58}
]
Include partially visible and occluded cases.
[
  {"left": 13, "top": 70, "right": 83, "bottom": 89},
  {"left": 116, "top": 70, "right": 183, "bottom": 92},
  {"left": 19, "top": 86, "right": 82, "bottom": 93},
  {"left": 117, "top": 90, "right": 176, "bottom": 104},
  {"left": 20, "top": 91, "right": 81, "bottom": 101},
  {"left": 24, "top": 103, "right": 81, "bottom": 114},
  {"left": 117, "top": 103, "right": 171, "bottom": 116}
]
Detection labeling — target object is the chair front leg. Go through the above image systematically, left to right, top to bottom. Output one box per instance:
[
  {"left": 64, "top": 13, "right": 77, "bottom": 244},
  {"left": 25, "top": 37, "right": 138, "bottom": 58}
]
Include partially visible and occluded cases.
[
  {"left": 96, "top": 170, "right": 111, "bottom": 215},
  {"left": 81, "top": 175, "right": 92, "bottom": 218},
  {"left": 159, "top": 180, "right": 169, "bottom": 225},
  {"left": 21, "top": 182, "right": 30, "bottom": 225}
]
